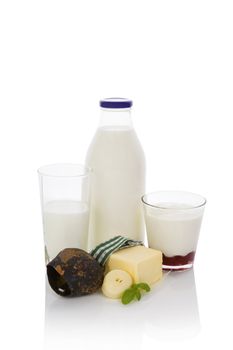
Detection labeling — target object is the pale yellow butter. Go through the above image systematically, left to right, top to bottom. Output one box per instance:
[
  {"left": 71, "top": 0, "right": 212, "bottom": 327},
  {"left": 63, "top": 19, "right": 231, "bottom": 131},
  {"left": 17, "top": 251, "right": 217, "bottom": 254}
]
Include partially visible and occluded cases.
[{"left": 105, "top": 246, "right": 162, "bottom": 285}]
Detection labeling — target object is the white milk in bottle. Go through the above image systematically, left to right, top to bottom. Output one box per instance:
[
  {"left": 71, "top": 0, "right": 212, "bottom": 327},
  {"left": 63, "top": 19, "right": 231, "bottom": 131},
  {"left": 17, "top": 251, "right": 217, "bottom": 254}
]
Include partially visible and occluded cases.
[{"left": 86, "top": 98, "right": 145, "bottom": 248}]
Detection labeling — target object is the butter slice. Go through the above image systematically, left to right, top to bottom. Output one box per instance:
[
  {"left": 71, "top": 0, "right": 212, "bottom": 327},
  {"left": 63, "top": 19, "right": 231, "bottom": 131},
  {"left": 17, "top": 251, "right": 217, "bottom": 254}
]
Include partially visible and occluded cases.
[{"left": 105, "top": 246, "right": 162, "bottom": 285}]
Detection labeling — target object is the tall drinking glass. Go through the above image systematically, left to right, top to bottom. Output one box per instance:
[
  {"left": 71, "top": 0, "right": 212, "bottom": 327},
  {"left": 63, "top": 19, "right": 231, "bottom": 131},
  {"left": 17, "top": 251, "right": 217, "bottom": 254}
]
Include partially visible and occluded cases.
[{"left": 38, "top": 164, "right": 91, "bottom": 264}]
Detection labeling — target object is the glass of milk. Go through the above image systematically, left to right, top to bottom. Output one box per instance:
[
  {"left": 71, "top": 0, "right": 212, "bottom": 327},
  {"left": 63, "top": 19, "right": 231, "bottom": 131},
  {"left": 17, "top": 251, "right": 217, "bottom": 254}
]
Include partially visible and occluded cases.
[
  {"left": 38, "top": 164, "right": 91, "bottom": 264},
  {"left": 142, "top": 191, "right": 206, "bottom": 270}
]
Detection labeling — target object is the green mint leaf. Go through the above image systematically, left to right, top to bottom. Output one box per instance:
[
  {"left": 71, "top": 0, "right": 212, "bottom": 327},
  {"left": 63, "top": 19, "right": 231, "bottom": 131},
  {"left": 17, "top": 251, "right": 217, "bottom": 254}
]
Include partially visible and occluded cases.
[
  {"left": 121, "top": 282, "right": 151, "bottom": 305},
  {"left": 135, "top": 283, "right": 151, "bottom": 292},
  {"left": 131, "top": 284, "right": 138, "bottom": 291},
  {"left": 121, "top": 288, "right": 136, "bottom": 305},
  {"left": 135, "top": 289, "right": 141, "bottom": 300}
]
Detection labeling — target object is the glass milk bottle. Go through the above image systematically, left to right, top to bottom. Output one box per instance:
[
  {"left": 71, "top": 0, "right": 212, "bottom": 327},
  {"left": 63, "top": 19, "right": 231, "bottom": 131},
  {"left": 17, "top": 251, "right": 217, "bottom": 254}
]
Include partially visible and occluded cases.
[{"left": 86, "top": 98, "right": 145, "bottom": 249}]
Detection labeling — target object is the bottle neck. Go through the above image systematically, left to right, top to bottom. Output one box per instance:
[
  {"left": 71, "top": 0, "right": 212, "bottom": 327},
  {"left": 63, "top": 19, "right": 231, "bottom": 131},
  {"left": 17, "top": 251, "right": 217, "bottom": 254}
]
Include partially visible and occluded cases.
[{"left": 98, "top": 108, "right": 133, "bottom": 129}]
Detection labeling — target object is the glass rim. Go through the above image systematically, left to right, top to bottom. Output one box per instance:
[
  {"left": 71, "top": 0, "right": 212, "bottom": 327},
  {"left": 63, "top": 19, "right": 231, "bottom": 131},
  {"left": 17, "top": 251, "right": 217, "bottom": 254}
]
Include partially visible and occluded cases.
[
  {"left": 37, "top": 163, "right": 92, "bottom": 178},
  {"left": 141, "top": 191, "right": 207, "bottom": 210}
]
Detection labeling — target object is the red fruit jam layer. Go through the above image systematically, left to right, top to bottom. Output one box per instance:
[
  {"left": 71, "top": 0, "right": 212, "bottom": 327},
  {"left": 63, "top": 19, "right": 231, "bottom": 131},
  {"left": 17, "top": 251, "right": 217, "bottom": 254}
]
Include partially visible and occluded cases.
[{"left": 162, "top": 251, "right": 195, "bottom": 267}]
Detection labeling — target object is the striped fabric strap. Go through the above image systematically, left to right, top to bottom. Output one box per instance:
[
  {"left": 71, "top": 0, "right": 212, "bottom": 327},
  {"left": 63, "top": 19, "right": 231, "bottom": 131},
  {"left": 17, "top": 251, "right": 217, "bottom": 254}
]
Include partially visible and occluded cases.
[{"left": 90, "top": 235, "right": 144, "bottom": 266}]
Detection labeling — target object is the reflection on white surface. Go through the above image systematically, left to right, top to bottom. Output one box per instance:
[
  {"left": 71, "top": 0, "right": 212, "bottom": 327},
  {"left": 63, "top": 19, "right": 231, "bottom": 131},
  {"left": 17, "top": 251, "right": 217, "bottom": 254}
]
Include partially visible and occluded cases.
[
  {"left": 44, "top": 269, "right": 200, "bottom": 349},
  {"left": 144, "top": 269, "right": 201, "bottom": 341}
]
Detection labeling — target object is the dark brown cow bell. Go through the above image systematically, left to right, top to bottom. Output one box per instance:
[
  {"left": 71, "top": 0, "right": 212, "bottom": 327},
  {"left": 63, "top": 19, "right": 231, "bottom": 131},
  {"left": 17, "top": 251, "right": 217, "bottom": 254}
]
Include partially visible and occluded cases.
[{"left": 47, "top": 248, "right": 104, "bottom": 297}]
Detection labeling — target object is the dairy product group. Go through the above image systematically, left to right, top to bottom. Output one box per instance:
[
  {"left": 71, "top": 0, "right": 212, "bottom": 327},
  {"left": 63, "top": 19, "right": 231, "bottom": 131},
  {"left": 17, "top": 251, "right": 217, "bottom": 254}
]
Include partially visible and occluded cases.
[{"left": 40, "top": 98, "right": 206, "bottom": 301}]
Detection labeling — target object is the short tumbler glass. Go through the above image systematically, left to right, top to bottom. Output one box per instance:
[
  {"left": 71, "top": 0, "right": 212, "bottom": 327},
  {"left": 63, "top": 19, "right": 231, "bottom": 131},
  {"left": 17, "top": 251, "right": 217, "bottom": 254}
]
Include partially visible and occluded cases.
[
  {"left": 38, "top": 164, "right": 91, "bottom": 264},
  {"left": 142, "top": 191, "right": 206, "bottom": 270}
]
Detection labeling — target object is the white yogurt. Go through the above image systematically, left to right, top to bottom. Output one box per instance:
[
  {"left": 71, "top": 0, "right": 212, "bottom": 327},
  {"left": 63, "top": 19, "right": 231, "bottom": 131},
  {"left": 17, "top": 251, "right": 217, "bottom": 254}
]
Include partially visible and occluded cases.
[{"left": 144, "top": 203, "right": 204, "bottom": 257}]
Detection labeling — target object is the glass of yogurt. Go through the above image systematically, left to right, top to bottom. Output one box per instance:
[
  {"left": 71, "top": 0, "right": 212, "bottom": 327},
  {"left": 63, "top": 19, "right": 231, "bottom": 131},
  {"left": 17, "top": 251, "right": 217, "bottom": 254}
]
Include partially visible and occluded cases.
[
  {"left": 38, "top": 164, "right": 91, "bottom": 264},
  {"left": 142, "top": 191, "right": 206, "bottom": 270}
]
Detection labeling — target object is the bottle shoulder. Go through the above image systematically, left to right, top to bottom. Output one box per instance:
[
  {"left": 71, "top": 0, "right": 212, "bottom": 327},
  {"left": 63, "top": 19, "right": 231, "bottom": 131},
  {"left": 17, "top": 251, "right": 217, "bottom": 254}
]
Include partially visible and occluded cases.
[
  {"left": 87, "top": 127, "right": 144, "bottom": 148},
  {"left": 86, "top": 130, "right": 145, "bottom": 169}
]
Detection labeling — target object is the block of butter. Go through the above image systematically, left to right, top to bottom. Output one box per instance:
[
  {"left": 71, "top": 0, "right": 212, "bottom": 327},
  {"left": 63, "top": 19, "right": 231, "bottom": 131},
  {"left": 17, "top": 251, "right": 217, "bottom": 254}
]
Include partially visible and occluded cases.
[{"left": 105, "top": 246, "right": 162, "bottom": 285}]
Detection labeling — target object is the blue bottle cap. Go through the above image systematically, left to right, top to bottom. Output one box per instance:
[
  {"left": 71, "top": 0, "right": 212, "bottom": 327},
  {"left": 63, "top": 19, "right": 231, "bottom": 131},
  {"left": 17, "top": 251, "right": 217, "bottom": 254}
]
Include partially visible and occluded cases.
[{"left": 100, "top": 98, "right": 133, "bottom": 109}]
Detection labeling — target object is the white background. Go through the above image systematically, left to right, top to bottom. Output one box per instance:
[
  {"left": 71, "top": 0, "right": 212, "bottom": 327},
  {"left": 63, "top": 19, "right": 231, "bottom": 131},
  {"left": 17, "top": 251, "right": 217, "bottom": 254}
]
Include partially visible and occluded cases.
[{"left": 0, "top": 1, "right": 233, "bottom": 349}]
